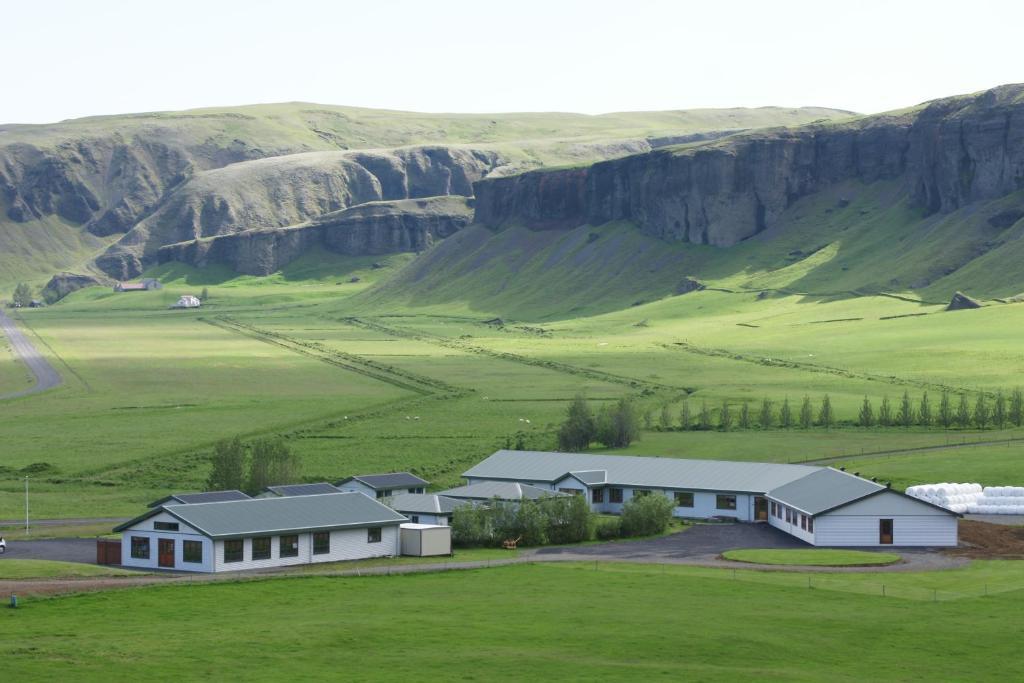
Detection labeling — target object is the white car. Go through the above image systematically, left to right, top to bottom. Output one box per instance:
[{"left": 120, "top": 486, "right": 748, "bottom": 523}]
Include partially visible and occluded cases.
[{"left": 0, "top": 537, "right": 5, "bottom": 553}]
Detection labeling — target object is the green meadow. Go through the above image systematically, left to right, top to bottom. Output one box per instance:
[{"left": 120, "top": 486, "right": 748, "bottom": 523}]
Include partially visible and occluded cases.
[{"left": 3, "top": 562, "right": 1023, "bottom": 681}]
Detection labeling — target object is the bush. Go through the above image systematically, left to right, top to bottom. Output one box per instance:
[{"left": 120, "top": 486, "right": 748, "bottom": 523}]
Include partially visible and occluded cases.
[
  {"left": 451, "top": 494, "right": 594, "bottom": 548},
  {"left": 544, "top": 494, "right": 593, "bottom": 545},
  {"left": 620, "top": 494, "right": 675, "bottom": 537},
  {"left": 451, "top": 504, "right": 494, "bottom": 547},
  {"left": 595, "top": 516, "right": 622, "bottom": 541}
]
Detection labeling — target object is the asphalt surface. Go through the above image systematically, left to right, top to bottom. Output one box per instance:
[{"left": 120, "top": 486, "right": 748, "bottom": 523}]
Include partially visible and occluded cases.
[
  {"left": 0, "top": 308, "right": 62, "bottom": 399},
  {"left": 0, "top": 537, "right": 96, "bottom": 563}
]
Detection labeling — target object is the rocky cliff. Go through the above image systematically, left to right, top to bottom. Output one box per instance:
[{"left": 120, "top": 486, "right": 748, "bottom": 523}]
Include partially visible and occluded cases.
[
  {"left": 474, "top": 85, "right": 1024, "bottom": 246},
  {"left": 158, "top": 195, "right": 473, "bottom": 276}
]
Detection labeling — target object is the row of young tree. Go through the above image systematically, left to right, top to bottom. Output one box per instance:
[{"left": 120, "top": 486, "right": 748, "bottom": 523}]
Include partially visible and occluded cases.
[
  {"left": 557, "top": 396, "right": 641, "bottom": 451},
  {"left": 206, "top": 436, "right": 302, "bottom": 494},
  {"left": 450, "top": 491, "right": 675, "bottom": 548}
]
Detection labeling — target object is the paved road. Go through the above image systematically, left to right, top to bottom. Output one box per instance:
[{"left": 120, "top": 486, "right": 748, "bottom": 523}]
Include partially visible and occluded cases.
[
  {"left": 0, "top": 308, "right": 62, "bottom": 399},
  {"left": 0, "top": 538, "right": 95, "bottom": 563}
]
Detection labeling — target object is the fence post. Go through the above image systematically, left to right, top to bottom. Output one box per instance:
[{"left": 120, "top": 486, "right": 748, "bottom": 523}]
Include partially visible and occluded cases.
[
  {"left": 808, "top": 576, "right": 811, "bottom": 589},
  {"left": 882, "top": 584, "right": 885, "bottom": 597},
  {"left": 933, "top": 590, "right": 937, "bottom": 602}
]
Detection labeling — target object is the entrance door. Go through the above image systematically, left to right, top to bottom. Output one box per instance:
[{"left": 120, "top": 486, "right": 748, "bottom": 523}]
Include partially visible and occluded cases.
[
  {"left": 754, "top": 497, "right": 769, "bottom": 522},
  {"left": 879, "top": 519, "right": 893, "bottom": 545},
  {"left": 158, "top": 538, "right": 175, "bottom": 568}
]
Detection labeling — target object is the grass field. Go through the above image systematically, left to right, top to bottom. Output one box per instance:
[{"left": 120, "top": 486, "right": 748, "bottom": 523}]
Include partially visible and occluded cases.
[
  {"left": 721, "top": 549, "right": 901, "bottom": 566},
  {"left": 0, "top": 560, "right": 136, "bottom": 580},
  {"left": 2, "top": 562, "right": 1023, "bottom": 680}
]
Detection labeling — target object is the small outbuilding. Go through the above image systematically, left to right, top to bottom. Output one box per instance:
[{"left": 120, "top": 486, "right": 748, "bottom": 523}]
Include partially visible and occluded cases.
[
  {"left": 336, "top": 472, "right": 429, "bottom": 499},
  {"left": 386, "top": 493, "right": 462, "bottom": 525},
  {"left": 399, "top": 523, "right": 452, "bottom": 557}
]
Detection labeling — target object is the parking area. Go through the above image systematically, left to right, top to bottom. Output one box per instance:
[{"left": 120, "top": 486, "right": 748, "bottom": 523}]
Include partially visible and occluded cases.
[{"left": 0, "top": 538, "right": 97, "bottom": 564}]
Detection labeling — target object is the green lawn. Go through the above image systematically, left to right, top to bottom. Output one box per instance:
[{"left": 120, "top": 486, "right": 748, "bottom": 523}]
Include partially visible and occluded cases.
[
  {"left": 722, "top": 549, "right": 901, "bottom": 566},
  {"left": 0, "top": 560, "right": 136, "bottom": 580},
  {"left": 2, "top": 562, "right": 1023, "bottom": 680}
]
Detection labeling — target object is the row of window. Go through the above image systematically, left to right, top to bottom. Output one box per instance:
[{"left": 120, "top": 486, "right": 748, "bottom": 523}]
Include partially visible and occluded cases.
[
  {"left": 375, "top": 487, "right": 425, "bottom": 499},
  {"left": 588, "top": 488, "right": 736, "bottom": 510},
  {"left": 770, "top": 501, "right": 814, "bottom": 532},
  {"left": 130, "top": 528, "right": 385, "bottom": 565},
  {"left": 130, "top": 537, "right": 202, "bottom": 563}
]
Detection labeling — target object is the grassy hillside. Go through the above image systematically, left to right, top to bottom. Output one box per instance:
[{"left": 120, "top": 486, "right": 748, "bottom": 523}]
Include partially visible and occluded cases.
[{"left": 3, "top": 562, "right": 1023, "bottom": 680}]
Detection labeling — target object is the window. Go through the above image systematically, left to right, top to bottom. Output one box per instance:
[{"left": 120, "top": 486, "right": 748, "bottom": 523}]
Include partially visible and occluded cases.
[
  {"left": 409, "top": 487, "right": 423, "bottom": 494},
  {"left": 559, "top": 488, "right": 582, "bottom": 496},
  {"left": 592, "top": 488, "right": 604, "bottom": 504},
  {"left": 609, "top": 488, "right": 623, "bottom": 503},
  {"left": 376, "top": 490, "right": 386, "bottom": 499},
  {"left": 674, "top": 492, "right": 694, "bottom": 508},
  {"left": 716, "top": 495, "right": 737, "bottom": 511},
  {"left": 785, "top": 508, "right": 792, "bottom": 523},
  {"left": 800, "top": 514, "right": 807, "bottom": 531},
  {"left": 410, "top": 515, "right": 420, "bottom": 524},
  {"left": 807, "top": 517, "right": 814, "bottom": 533},
  {"left": 154, "top": 521, "right": 179, "bottom": 531},
  {"left": 367, "top": 527, "right": 382, "bottom": 543},
  {"left": 313, "top": 532, "right": 330, "bottom": 555},
  {"left": 280, "top": 535, "right": 299, "bottom": 558},
  {"left": 130, "top": 536, "right": 150, "bottom": 560},
  {"left": 252, "top": 536, "right": 271, "bottom": 560},
  {"left": 224, "top": 539, "right": 243, "bottom": 563},
  {"left": 183, "top": 540, "right": 203, "bottom": 563}
]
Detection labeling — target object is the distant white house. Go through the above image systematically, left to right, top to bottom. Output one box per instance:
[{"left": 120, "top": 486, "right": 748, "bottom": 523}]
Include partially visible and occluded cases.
[
  {"left": 170, "top": 295, "right": 201, "bottom": 309},
  {"left": 461, "top": 450, "right": 960, "bottom": 547},
  {"left": 114, "top": 492, "right": 406, "bottom": 572}
]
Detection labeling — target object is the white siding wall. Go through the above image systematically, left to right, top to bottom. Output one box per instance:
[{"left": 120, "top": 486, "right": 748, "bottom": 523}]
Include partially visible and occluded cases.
[
  {"left": 337, "top": 481, "right": 377, "bottom": 498},
  {"left": 591, "top": 487, "right": 752, "bottom": 521},
  {"left": 767, "top": 505, "right": 814, "bottom": 545},
  {"left": 120, "top": 512, "right": 213, "bottom": 572},
  {"left": 401, "top": 512, "right": 449, "bottom": 526},
  {"left": 814, "top": 515, "right": 957, "bottom": 547},
  {"left": 211, "top": 526, "right": 400, "bottom": 572}
]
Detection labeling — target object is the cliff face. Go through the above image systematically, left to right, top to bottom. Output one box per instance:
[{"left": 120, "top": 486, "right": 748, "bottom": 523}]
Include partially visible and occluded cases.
[
  {"left": 474, "top": 85, "right": 1024, "bottom": 246},
  {"left": 95, "top": 147, "right": 501, "bottom": 278},
  {"left": 157, "top": 195, "right": 474, "bottom": 276}
]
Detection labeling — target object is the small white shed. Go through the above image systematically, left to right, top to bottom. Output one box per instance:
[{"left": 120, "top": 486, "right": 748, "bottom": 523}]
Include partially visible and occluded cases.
[{"left": 400, "top": 523, "right": 452, "bottom": 557}]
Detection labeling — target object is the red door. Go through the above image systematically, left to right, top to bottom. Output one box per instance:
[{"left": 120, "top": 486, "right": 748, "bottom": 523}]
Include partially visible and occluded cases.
[
  {"left": 879, "top": 519, "right": 893, "bottom": 545},
  {"left": 158, "top": 538, "right": 175, "bottom": 568}
]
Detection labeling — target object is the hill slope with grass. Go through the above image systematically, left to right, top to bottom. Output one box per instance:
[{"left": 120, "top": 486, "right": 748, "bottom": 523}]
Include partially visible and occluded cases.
[{"left": 0, "top": 102, "right": 851, "bottom": 289}]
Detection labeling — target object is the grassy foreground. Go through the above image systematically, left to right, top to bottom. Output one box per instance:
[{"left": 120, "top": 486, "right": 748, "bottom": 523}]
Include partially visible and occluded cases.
[
  {"left": 722, "top": 549, "right": 901, "bottom": 566},
  {"left": 0, "top": 560, "right": 135, "bottom": 580},
  {"left": 3, "top": 562, "right": 1023, "bottom": 681}
]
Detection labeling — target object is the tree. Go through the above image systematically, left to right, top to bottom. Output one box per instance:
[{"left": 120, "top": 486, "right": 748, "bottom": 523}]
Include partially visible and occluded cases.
[
  {"left": 12, "top": 282, "right": 32, "bottom": 307},
  {"left": 200, "top": 287, "right": 210, "bottom": 301},
  {"left": 1011, "top": 388, "right": 1024, "bottom": 427},
  {"left": 896, "top": 391, "right": 914, "bottom": 428},
  {"left": 938, "top": 391, "right": 953, "bottom": 429},
  {"left": 993, "top": 391, "right": 1007, "bottom": 429},
  {"left": 918, "top": 392, "right": 932, "bottom": 427},
  {"left": 974, "top": 393, "right": 990, "bottom": 429},
  {"left": 556, "top": 394, "right": 596, "bottom": 452},
  {"left": 817, "top": 394, "right": 834, "bottom": 430},
  {"left": 955, "top": 394, "right": 972, "bottom": 429},
  {"left": 878, "top": 395, "right": 893, "bottom": 427},
  {"left": 799, "top": 396, "right": 813, "bottom": 429},
  {"left": 858, "top": 396, "right": 874, "bottom": 428},
  {"left": 759, "top": 397, "right": 774, "bottom": 429},
  {"left": 779, "top": 397, "right": 793, "bottom": 429},
  {"left": 595, "top": 398, "right": 640, "bottom": 448},
  {"left": 679, "top": 401, "right": 691, "bottom": 430},
  {"left": 698, "top": 401, "right": 712, "bottom": 431},
  {"left": 719, "top": 401, "right": 733, "bottom": 431},
  {"left": 738, "top": 401, "right": 751, "bottom": 429},
  {"left": 658, "top": 404, "right": 672, "bottom": 430},
  {"left": 643, "top": 410, "right": 654, "bottom": 430},
  {"left": 206, "top": 437, "right": 246, "bottom": 491},
  {"left": 247, "top": 437, "right": 300, "bottom": 493},
  {"left": 620, "top": 493, "right": 674, "bottom": 537},
  {"left": 543, "top": 494, "right": 592, "bottom": 544}
]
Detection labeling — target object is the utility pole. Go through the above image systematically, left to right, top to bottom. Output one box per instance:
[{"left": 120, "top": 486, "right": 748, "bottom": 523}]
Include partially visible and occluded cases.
[{"left": 24, "top": 476, "right": 29, "bottom": 535}]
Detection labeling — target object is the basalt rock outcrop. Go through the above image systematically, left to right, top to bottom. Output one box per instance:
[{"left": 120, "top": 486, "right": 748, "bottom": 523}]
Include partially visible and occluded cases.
[
  {"left": 474, "top": 85, "right": 1024, "bottom": 247},
  {"left": 157, "top": 195, "right": 473, "bottom": 276},
  {"left": 40, "top": 272, "right": 104, "bottom": 303},
  {"left": 946, "top": 291, "right": 983, "bottom": 310}
]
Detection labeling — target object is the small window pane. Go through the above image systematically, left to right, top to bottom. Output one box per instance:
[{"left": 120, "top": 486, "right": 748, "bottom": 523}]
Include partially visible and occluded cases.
[
  {"left": 609, "top": 488, "right": 623, "bottom": 503},
  {"left": 591, "top": 489, "right": 604, "bottom": 504},
  {"left": 674, "top": 492, "right": 694, "bottom": 508},
  {"left": 716, "top": 495, "right": 737, "bottom": 511},
  {"left": 154, "top": 521, "right": 179, "bottom": 531},
  {"left": 367, "top": 527, "right": 382, "bottom": 543},
  {"left": 313, "top": 532, "right": 330, "bottom": 555},
  {"left": 280, "top": 535, "right": 299, "bottom": 558},
  {"left": 131, "top": 536, "right": 150, "bottom": 559},
  {"left": 252, "top": 536, "right": 271, "bottom": 560},
  {"left": 224, "top": 539, "right": 243, "bottom": 563},
  {"left": 183, "top": 540, "right": 203, "bottom": 563}
]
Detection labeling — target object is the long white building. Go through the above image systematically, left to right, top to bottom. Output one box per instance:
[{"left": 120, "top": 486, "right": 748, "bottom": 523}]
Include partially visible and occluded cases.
[
  {"left": 462, "top": 450, "right": 959, "bottom": 547},
  {"left": 115, "top": 492, "right": 407, "bottom": 572}
]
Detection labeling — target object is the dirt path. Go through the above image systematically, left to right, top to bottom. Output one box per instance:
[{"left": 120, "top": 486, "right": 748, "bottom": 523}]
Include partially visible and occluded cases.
[{"left": 0, "top": 308, "right": 62, "bottom": 399}]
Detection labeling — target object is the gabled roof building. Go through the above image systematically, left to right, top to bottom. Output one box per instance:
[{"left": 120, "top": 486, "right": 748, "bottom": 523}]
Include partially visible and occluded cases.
[{"left": 336, "top": 472, "right": 428, "bottom": 498}]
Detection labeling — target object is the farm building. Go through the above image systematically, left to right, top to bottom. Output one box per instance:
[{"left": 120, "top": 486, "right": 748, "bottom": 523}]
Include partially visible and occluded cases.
[
  {"left": 114, "top": 278, "right": 162, "bottom": 292},
  {"left": 170, "top": 295, "right": 201, "bottom": 309},
  {"left": 462, "top": 450, "right": 959, "bottom": 547},
  {"left": 336, "top": 472, "right": 428, "bottom": 499},
  {"left": 438, "top": 481, "right": 569, "bottom": 503},
  {"left": 147, "top": 490, "right": 251, "bottom": 507},
  {"left": 115, "top": 492, "right": 406, "bottom": 572},
  {"left": 386, "top": 493, "right": 462, "bottom": 525}
]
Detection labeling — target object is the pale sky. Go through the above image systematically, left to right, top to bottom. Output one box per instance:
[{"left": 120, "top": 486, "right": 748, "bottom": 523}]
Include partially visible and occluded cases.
[{"left": 4, "top": 0, "right": 1022, "bottom": 124}]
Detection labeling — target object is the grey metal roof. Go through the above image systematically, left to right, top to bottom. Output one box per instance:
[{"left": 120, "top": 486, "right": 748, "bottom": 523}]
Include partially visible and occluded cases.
[
  {"left": 463, "top": 450, "right": 819, "bottom": 494},
  {"left": 766, "top": 468, "right": 884, "bottom": 515},
  {"left": 336, "top": 472, "right": 429, "bottom": 490},
  {"left": 438, "top": 481, "right": 569, "bottom": 501},
  {"left": 264, "top": 483, "right": 341, "bottom": 497},
  {"left": 147, "top": 490, "right": 251, "bottom": 508},
  {"left": 117, "top": 492, "right": 406, "bottom": 538},
  {"left": 386, "top": 493, "right": 462, "bottom": 515}
]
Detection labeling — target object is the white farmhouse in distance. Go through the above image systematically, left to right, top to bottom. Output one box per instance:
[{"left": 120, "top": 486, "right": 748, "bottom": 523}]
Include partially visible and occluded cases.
[{"left": 170, "top": 295, "right": 201, "bottom": 309}]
